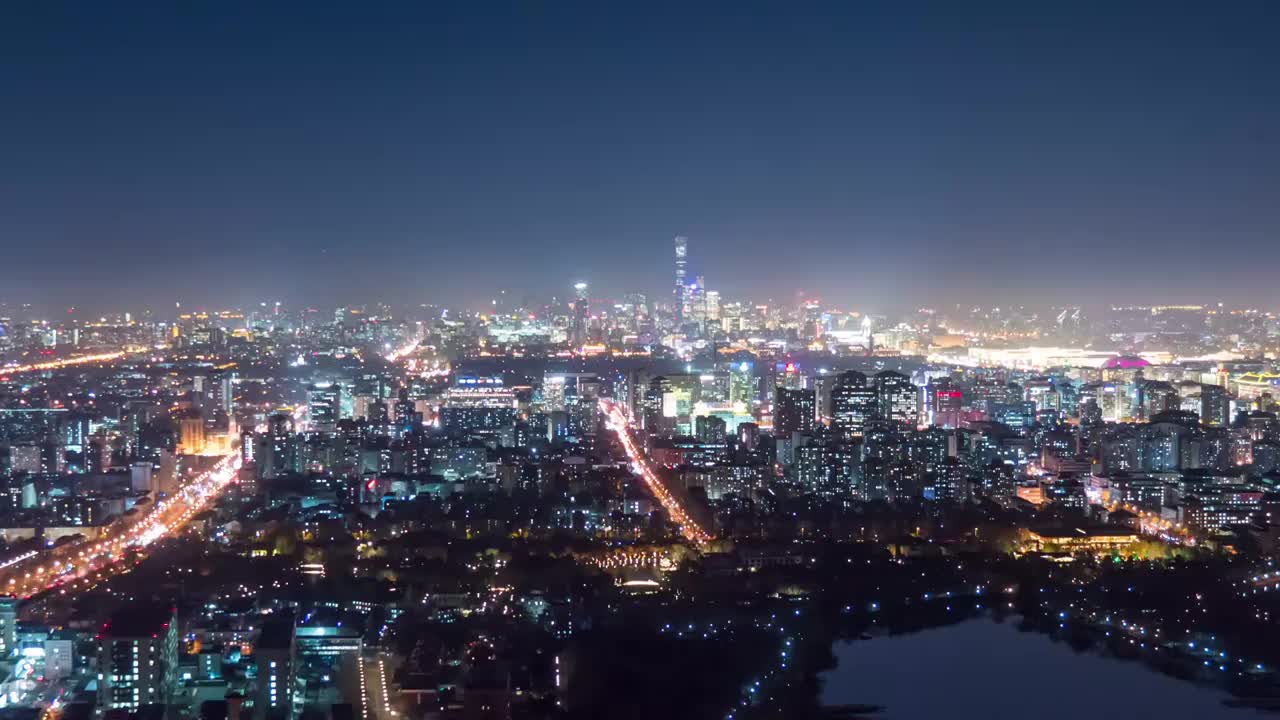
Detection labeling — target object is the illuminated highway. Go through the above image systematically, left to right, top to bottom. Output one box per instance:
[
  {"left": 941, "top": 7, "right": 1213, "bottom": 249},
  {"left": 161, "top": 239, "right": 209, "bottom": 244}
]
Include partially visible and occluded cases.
[
  {"left": 383, "top": 339, "right": 420, "bottom": 363},
  {"left": 0, "top": 352, "right": 127, "bottom": 377},
  {"left": 599, "top": 398, "right": 713, "bottom": 545},
  {"left": 0, "top": 451, "right": 241, "bottom": 600}
]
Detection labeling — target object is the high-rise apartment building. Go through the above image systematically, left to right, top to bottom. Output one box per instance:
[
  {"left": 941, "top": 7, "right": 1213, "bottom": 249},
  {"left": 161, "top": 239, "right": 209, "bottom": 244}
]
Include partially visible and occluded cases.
[
  {"left": 831, "top": 371, "right": 878, "bottom": 439},
  {"left": 875, "top": 371, "right": 919, "bottom": 428},
  {"left": 307, "top": 382, "right": 346, "bottom": 432},
  {"left": 774, "top": 387, "right": 816, "bottom": 436},
  {"left": 97, "top": 606, "right": 178, "bottom": 711}
]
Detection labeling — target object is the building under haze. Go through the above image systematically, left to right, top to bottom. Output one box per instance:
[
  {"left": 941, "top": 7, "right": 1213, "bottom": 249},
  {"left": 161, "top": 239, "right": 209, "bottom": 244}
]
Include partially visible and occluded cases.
[{"left": 673, "top": 236, "right": 688, "bottom": 326}]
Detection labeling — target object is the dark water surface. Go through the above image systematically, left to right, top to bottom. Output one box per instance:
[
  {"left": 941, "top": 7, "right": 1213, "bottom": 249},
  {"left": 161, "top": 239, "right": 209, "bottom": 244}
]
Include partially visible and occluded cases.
[{"left": 822, "top": 619, "right": 1256, "bottom": 719}]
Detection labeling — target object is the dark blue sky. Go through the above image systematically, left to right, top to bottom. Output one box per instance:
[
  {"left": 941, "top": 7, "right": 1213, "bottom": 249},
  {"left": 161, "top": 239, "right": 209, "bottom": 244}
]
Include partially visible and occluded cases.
[{"left": 4, "top": 2, "right": 1279, "bottom": 311}]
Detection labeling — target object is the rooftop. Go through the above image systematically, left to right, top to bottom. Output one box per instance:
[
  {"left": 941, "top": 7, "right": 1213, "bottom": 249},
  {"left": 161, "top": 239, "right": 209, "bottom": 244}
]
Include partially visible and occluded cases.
[
  {"left": 1029, "top": 526, "right": 1139, "bottom": 539},
  {"left": 103, "top": 605, "right": 175, "bottom": 638}
]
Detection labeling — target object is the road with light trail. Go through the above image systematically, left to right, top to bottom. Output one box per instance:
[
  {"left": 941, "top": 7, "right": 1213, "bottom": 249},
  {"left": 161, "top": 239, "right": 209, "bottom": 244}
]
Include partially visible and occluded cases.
[
  {"left": 0, "top": 352, "right": 128, "bottom": 377},
  {"left": 599, "top": 398, "right": 713, "bottom": 545},
  {"left": 1, "top": 451, "right": 241, "bottom": 600}
]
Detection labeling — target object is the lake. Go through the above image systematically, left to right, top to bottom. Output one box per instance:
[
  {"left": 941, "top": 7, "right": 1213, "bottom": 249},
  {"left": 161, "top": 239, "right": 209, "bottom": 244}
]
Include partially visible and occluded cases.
[{"left": 822, "top": 619, "right": 1257, "bottom": 719}]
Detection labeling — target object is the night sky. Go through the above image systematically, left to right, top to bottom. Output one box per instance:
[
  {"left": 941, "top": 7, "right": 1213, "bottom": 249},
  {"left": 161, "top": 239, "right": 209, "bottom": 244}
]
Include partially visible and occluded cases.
[{"left": 4, "top": 2, "right": 1280, "bottom": 311}]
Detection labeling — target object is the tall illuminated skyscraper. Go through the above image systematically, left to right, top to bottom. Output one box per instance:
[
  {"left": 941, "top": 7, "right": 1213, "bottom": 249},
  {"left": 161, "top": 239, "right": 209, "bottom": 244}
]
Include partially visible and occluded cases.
[
  {"left": 674, "top": 235, "right": 688, "bottom": 323},
  {"left": 571, "top": 281, "right": 589, "bottom": 346}
]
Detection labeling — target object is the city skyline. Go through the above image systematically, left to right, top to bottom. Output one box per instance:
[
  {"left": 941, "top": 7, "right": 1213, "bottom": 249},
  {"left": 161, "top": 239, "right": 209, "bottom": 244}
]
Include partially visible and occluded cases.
[
  {"left": 5, "top": 2, "right": 1280, "bottom": 310},
  {"left": 9, "top": 6, "right": 1280, "bottom": 720},
  {"left": 4, "top": 227, "right": 1280, "bottom": 319},
  {"left": 4, "top": 267, "right": 1280, "bottom": 719}
]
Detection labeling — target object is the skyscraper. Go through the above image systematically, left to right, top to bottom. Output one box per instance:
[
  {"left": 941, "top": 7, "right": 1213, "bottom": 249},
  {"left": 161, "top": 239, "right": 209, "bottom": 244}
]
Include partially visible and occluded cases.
[
  {"left": 674, "top": 236, "right": 688, "bottom": 324},
  {"left": 571, "top": 281, "right": 590, "bottom": 346},
  {"left": 729, "top": 361, "right": 756, "bottom": 408},
  {"left": 200, "top": 367, "right": 234, "bottom": 415},
  {"left": 831, "top": 371, "right": 878, "bottom": 440},
  {"left": 875, "top": 371, "right": 919, "bottom": 428},
  {"left": 928, "top": 378, "right": 964, "bottom": 429},
  {"left": 307, "top": 382, "right": 344, "bottom": 432},
  {"left": 1200, "top": 384, "right": 1231, "bottom": 427},
  {"left": 774, "top": 387, "right": 816, "bottom": 436}
]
